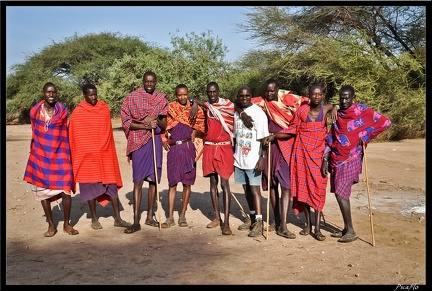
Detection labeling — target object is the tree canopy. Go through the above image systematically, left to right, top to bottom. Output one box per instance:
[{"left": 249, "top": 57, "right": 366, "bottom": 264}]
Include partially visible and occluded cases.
[
  {"left": 236, "top": 5, "right": 425, "bottom": 139},
  {"left": 6, "top": 6, "right": 426, "bottom": 140}
]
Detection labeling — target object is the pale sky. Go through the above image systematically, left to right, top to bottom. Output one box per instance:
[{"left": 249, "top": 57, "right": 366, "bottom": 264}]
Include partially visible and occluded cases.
[{"left": 5, "top": 5, "right": 259, "bottom": 75}]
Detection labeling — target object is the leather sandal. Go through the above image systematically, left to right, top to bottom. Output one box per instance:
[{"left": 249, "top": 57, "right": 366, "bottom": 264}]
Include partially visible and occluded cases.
[
  {"left": 178, "top": 217, "right": 188, "bottom": 227},
  {"left": 161, "top": 218, "right": 175, "bottom": 228},
  {"left": 114, "top": 219, "right": 132, "bottom": 228},
  {"left": 145, "top": 219, "right": 159, "bottom": 227},
  {"left": 91, "top": 221, "right": 103, "bottom": 230},
  {"left": 124, "top": 224, "right": 141, "bottom": 234},
  {"left": 63, "top": 227, "right": 79, "bottom": 235},
  {"left": 299, "top": 227, "right": 311, "bottom": 236},
  {"left": 276, "top": 228, "right": 296, "bottom": 239},
  {"left": 43, "top": 229, "right": 58, "bottom": 237},
  {"left": 331, "top": 229, "right": 347, "bottom": 238},
  {"left": 313, "top": 231, "right": 326, "bottom": 241},
  {"left": 338, "top": 232, "right": 359, "bottom": 243}
]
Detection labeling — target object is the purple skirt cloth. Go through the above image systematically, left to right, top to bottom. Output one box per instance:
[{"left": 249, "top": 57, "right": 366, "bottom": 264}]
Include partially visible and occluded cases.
[
  {"left": 167, "top": 123, "right": 196, "bottom": 187},
  {"left": 131, "top": 135, "right": 163, "bottom": 184},
  {"left": 79, "top": 183, "right": 118, "bottom": 202}
]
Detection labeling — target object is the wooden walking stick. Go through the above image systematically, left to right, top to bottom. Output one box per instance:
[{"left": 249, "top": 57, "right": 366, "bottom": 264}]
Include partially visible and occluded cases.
[
  {"left": 152, "top": 128, "right": 162, "bottom": 231},
  {"left": 266, "top": 144, "right": 271, "bottom": 240},
  {"left": 363, "top": 144, "right": 375, "bottom": 246},
  {"left": 231, "top": 192, "right": 249, "bottom": 219}
]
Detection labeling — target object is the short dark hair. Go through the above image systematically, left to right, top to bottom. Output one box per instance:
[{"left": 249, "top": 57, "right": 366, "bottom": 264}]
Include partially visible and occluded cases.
[
  {"left": 143, "top": 71, "right": 157, "bottom": 80},
  {"left": 264, "top": 78, "right": 279, "bottom": 88},
  {"left": 43, "top": 82, "right": 56, "bottom": 91},
  {"left": 207, "top": 82, "right": 219, "bottom": 90},
  {"left": 82, "top": 83, "right": 97, "bottom": 94},
  {"left": 175, "top": 84, "right": 188, "bottom": 93},
  {"left": 309, "top": 84, "right": 324, "bottom": 94},
  {"left": 339, "top": 85, "right": 355, "bottom": 95}
]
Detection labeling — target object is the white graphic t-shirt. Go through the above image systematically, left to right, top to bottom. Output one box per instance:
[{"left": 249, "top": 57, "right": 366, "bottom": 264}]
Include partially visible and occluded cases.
[{"left": 233, "top": 104, "right": 269, "bottom": 169}]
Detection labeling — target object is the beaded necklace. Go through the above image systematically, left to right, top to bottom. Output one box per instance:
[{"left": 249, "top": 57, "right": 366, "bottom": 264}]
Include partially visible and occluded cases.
[{"left": 41, "top": 103, "right": 55, "bottom": 132}]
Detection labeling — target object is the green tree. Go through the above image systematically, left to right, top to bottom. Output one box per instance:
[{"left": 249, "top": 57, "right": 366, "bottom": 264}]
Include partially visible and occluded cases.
[
  {"left": 236, "top": 5, "right": 425, "bottom": 139},
  {"left": 6, "top": 30, "right": 238, "bottom": 121},
  {"left": 101, "top": 30, "right": 235, "bottom": 115},
  {"left": 167, "top": 30, "right": 232, "bottom": 100},
  {"left": 6, "top": 32, "right": 152, "bottom": 122},
  {"left": 99, "top": 48, "right": 176, "bottom": 116}
]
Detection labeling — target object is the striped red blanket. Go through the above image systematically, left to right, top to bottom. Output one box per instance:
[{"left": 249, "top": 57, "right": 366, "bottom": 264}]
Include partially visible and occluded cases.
[
  {"left": 120, "top": 88, "right": 168, "bottom": 156},
  {"left": 204, "top": 97, "right": 234, "bottom": 143},
  {"left": 68, "top": 100, "right": 123, "bottom": 192},
  {"left": 286, "top": 104, "right": 329, "bottom": 214}
]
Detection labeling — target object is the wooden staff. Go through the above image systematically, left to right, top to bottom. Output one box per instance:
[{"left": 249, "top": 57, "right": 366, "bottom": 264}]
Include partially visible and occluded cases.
[
  {"left": 152, "top": 128, "right": 162, "bottom": 231},
  {"left": 266, "top": 144, "right": 271, "bottom": 240},
  {"left": 363, "top": 144, "right": 375, "bottom": 246},
  {"left": 231, "top": 191, "right": 249, "bottom": 219}
]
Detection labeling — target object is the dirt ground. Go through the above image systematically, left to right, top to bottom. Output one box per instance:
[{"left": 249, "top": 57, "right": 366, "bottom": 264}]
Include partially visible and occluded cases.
[{"left": 4, "top": 119, "right": 426, "bottom": 286}]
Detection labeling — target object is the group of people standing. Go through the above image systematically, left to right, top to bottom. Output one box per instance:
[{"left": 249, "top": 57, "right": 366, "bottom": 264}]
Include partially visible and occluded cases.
[{"left": 23, "top": 71, "right": 391, "bottom": 244}]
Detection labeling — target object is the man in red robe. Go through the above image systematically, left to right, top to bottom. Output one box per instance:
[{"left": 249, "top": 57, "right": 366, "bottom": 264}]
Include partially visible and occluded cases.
[
  {"left": 191, "top": 82, "right": 235, "bottom": 235},
  {"left": 69, "top": 83, "right": 131, "bottom": 231},
  {"left": 322, "top": 85, "right": 392, "bottom": 243}
]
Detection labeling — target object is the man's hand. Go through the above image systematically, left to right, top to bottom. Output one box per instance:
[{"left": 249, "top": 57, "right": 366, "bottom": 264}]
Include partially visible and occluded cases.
[
  {"left": 234, "top": 100, "right": 254, "bottom": 129},
  {"left": 189, "top": 102, "right": 198, "bottom": 120},
  {"left": 329, "top": 104, "right": 339, "bottom": 122},
  {"left": 240, "top": 111, "right": 254, "bottom": 129},
  {"left": 144, "top": 115, "right": 157, "bottom": 129},
  {"left": 262, "top": 134, "right": 275, "bottom": 146},
  {"left": 163, "top": 140, "right": 170, "bottom": 151},
  {"left": 255, "top": 157, "right": 265, "bottom": 172},
  {"left": 321, "top": 157, "right": 329, "bottom": 177}
]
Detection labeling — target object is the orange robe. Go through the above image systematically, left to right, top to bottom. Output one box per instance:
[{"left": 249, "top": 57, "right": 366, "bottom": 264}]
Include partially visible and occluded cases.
[{"left": 162, "top": 100, "right": 205, "bottom": 161}]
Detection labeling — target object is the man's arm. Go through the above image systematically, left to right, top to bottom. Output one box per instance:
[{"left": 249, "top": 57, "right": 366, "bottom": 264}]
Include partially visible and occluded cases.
[
  {"left": 190, "top": 98, "right": 206, "bottom": 120},
  {"left": 234, "top": 101, "right": 254, "bottom": 129},
  {"left": 329, "top": 104, "right": 339, "bottom": 122}
]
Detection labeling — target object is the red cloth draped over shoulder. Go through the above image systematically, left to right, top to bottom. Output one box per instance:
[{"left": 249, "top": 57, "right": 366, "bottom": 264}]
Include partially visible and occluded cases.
[
  {"left": 251, "top": 90, "right": 309, "bottom": 161},
  {"left": 204, "top": 97, "right": 234, "bottom": 140},
  {"left": 68, "top": 100, "right": 122, "bottom": 192},
  {"left": 329, "top": 102, "right": 392, "bottom": 165}
]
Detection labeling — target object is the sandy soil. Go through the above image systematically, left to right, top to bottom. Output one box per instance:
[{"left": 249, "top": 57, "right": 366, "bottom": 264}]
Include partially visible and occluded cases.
[{"left": 4, "top": 119, "right": 426, "bottom": 286}]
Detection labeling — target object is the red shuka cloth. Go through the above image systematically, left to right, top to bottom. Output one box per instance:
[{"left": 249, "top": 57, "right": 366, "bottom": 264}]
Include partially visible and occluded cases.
[
  {"left": 251, "top": 90, "right": 309, "bottom": 162},
  {"left": 68, "top": 100, "right": 122, "bottom": 192},
  {"left": 285, "top": 104, "right": 329, "bottom": 214}
]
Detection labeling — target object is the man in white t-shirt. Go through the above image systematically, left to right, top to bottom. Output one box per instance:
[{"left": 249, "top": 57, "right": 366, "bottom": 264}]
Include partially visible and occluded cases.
[{"left": 233, "top": 86, "right": 269, "bottom": 237}]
